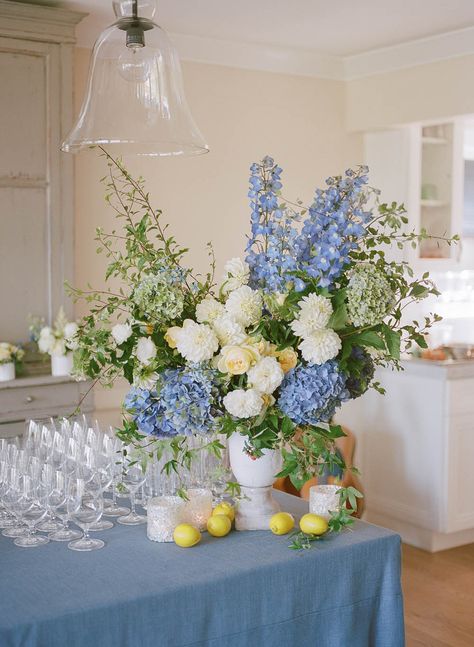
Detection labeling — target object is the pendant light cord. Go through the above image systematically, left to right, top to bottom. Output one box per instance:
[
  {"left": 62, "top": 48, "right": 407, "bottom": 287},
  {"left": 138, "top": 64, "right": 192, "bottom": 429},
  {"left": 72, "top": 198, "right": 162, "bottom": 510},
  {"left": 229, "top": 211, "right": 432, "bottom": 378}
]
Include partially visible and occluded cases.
[{"left": 132, "top": 0, "right": 138, "bottom": 19}]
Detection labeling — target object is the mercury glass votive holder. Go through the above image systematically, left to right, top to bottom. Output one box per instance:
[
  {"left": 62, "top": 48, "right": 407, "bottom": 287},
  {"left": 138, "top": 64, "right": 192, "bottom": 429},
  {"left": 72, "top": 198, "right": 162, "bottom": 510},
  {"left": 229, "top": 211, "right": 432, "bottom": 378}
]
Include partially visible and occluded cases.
[
  {"left": 309, "top": 485, "right": 341, "bottom": 520},
  {"left": 184, "top": 488, "right": 213, "bottom": 531},
  {"left": 147, "top": 496, "right": 186, "bottom": 543}
]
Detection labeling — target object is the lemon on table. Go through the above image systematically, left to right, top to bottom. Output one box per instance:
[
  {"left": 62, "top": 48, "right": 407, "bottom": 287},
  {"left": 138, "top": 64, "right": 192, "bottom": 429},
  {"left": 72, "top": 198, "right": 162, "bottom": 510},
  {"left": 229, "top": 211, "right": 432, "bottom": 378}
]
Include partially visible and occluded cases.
[
  {"left": 212, "top": 502, "right": 235, "bottom": 523},
  {"left": 269, "top": 512, "right": 295, "bottom": 535},
  {"left": 299, "top": 513, "right": 329, "bottom": 536},
  {"left": 207, "top": 514, "right": 232, "bottom": 537},
  {"left": 173, "top": 524, "right": 201, "bottom": 548}
]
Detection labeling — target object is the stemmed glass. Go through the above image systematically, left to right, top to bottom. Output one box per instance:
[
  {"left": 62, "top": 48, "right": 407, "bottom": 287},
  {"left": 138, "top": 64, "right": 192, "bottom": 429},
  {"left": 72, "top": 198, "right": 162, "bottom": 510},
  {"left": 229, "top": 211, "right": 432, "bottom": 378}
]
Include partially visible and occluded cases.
[
  {"left": 103, "top": 440, "right": 130, "bottom": 517},
  {"left": 117, "top": 461, "right": 147, "bottom": 525},
  {"left": 1, "top": 466, "right": 27, "bottom": 537},
  {"left": 47, "top": 470, "right": 81, "bottom": 542},
  {"left": 13, "top": 475, "right": 50, "bottom": 548},
  {"left": 67, "top": 478, "right": 105, "bottom": 551}
]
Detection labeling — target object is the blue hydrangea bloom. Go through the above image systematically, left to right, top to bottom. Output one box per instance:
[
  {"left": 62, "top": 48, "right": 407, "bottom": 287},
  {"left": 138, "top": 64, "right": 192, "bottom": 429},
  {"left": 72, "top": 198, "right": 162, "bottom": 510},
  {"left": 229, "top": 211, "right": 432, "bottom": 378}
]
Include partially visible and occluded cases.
[
  {"left": 278, "top": 361, "right": 349, "bottom": 426},
  {"left": 124, "top": 366, "right": 221, "bottom": 437}
]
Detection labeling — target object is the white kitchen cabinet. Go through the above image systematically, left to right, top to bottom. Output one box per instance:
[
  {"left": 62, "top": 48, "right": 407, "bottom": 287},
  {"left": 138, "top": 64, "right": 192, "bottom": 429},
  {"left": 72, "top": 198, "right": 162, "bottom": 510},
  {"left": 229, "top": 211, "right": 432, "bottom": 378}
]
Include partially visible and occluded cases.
[
  {"left": 364, "top": 119, "right": 464, "bottom": 270},
  {"left": 337, "top": 360, "right": 474, "bottom": 552}
]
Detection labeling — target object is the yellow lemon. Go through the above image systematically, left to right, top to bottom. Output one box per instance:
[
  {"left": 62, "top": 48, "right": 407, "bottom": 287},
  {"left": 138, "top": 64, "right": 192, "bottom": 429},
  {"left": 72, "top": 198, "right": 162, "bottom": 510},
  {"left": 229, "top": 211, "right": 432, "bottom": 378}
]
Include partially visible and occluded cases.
[
  {"left": 212, "top": 502, "right": 235, "bottom": 523},
  {"left": 269, "top": 512, "right": 295, "bottom": 535},
  {"left": 299, "top": 513, "right": 329, "bottom": 536},
  {"left": 207, "top": 514, "right": 232, "bottom": 537},
  {"left": 173, "top": 523, "right": 201, "bottom": 548}
]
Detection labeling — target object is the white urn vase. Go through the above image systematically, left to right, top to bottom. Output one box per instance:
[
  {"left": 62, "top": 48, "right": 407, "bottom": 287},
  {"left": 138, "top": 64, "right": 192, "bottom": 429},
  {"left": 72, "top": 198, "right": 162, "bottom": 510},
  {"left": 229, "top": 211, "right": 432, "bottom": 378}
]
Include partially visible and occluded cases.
[
  {"left": 51, "top": 353, "right": 73, "bottom": 377},
  {"left": 0, "top": 362, "right": 15, "bottom": 382},
  {"left": 228, "top": 432, "right": 283, "bottom": 531}
]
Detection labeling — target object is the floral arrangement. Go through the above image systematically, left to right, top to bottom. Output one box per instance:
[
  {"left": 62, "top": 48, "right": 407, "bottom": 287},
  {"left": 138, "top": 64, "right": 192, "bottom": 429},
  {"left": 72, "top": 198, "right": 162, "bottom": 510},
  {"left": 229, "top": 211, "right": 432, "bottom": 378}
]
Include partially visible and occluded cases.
[
  {"left": 69, "top": 151, "right": 454, "bottom": 528},
  {"left": 38, "top": 307, "right": 79, "bottom": 357},
  {"left": 0, "top": 342, "right": 24, "bottom": 366}
]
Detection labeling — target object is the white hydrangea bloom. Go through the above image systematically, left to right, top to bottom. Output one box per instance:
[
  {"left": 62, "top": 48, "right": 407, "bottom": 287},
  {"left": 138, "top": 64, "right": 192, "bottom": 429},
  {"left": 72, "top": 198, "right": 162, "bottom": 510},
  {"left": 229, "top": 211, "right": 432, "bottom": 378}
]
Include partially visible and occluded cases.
[
  {"left": 221, "top": 257, "right": 250, "bottom": 294},
  {"left": 225, "top": 286, "right": 263, "bottom": 327},
  {"left": 290, "top": 294, "right": 333, "bottom": 338},
  {"left": 195, "top": 296, "right": 225, "bottom": 324},
  {"left": 212, "top": 314, "right": 246, "bottom": 346},
  {"left": 176, "top": 320, "right": 219, "bottom": 363},
  {"left": 111, "top": 323, "right": 133, "bottom": 345},
  {"left": 38, "top": 327, "right": 55, "bottom": 354},
  {"left": 298, "top": 329, "right": 341, "bottom": 365},
  {"left": 135, "top": 337, "right": 157, "bottom": 365},
  {"left": 247, "top": 356, "right": 284, "bottom": 395},
  {"left": 223, "top": 388, "right": 264, "bottom": 419}
]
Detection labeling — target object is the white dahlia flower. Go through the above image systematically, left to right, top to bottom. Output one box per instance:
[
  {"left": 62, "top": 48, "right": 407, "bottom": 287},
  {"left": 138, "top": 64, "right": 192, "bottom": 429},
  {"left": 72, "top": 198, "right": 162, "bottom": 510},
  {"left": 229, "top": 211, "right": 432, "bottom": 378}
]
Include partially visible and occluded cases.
[
  {"left": 221, "top": 257, "right": 250, "bottom": 294},
  {"left": 225, "top": 286, "right": 263, "bottom": 327},
  {"left": 290, "top": 294, "right": 333, "bottom": 338},
  {"left": 195, "top": 296, "right": 225, "bottom": 324},
  {"left": 212, "top": 314, "right": 246, "bottom": 346},
  {"left": 175, "top": 320, "right": 219, "bottom": 363},
  {"left": 111, "top": 323, "right": 132, "bottom": 346},
  {"left": 298, "top": 329, "right": 341, "bottom": 365},
  {"left": 135, "top": 337, "right": 157, "bottom": 365},
  {"left": 247, "top": 356, "right": 284, "bottom": 395},
  {"left": 223, "top": 388, "right": 264, "bottom": 419}
]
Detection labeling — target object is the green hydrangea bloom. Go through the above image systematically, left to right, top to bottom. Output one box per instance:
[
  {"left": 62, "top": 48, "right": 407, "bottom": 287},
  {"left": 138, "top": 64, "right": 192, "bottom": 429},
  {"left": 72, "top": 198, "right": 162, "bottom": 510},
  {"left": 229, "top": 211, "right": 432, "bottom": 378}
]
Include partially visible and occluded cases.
[
  {"left": 347, "top": 264, "right": 394, "bottom": 327},
  {"left": 132, "top": 270, "right": 184, "bottom": 325}
]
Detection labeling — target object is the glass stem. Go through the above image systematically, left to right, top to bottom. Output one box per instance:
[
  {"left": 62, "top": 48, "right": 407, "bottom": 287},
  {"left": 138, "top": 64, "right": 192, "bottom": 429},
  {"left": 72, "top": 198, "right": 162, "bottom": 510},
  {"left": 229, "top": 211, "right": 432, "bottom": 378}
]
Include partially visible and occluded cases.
[
  {"left": 130, "top": 492, "right": 136, "bottom": 516},
  {"left": 83, "top": 526, "right": 90, "bottom": 541}
]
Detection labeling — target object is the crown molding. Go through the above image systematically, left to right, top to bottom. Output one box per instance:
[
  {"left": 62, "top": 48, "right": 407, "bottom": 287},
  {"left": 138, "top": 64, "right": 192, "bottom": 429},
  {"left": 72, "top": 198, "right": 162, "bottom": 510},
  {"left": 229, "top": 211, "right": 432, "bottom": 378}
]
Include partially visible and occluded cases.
[
  {"left": 0, "top": 0, "right": 86, "bottom": 43},
  {"left": 74, "top": 13, "right": 474, "bottom": 82},
  {"left": 344, "top": 25, "right": 474, "bottom": 80}
]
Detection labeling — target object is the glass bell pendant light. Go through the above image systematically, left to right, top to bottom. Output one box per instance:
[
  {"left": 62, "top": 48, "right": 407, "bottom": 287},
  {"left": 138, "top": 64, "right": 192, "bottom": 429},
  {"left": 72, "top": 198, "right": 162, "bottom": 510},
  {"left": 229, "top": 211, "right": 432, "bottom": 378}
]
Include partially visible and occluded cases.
[{"left": 62, "top": 0, "right": 209, "bottom": 156}]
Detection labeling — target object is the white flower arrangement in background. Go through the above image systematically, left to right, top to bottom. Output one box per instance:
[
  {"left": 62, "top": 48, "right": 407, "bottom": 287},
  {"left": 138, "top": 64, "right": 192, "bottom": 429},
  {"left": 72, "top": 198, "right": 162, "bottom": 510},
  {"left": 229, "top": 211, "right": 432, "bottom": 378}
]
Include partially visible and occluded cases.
[
  {"left": 38, "top": 307, "right": 79, "bottom": 357},
  {"left": 0, "top": 342, "right": 24, "bottom": 366}
]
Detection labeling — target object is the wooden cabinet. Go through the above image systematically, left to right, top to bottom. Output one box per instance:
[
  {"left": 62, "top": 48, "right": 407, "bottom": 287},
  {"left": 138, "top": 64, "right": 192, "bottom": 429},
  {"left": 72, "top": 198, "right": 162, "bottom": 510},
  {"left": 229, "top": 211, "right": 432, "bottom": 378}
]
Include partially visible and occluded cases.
[{"left": 0, "top": 0, "right": 85, "bottom": 341}]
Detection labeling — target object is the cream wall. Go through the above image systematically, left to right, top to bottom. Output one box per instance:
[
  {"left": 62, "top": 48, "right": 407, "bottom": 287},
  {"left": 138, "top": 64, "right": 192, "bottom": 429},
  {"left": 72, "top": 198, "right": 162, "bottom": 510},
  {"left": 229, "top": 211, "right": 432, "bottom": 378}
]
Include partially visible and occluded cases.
[
  {"left": 73, "top": 47, "right": 363, "bottom": 409},
  {"left": 346, "top": 53, "right": 474, "bottom": 132}
]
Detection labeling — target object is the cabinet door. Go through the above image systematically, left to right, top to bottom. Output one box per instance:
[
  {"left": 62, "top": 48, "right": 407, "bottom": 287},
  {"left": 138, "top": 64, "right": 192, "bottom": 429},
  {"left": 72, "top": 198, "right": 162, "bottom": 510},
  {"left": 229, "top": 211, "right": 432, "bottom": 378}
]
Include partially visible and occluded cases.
[{"left": 0, "top": 36, "right": 73, "bottom": 342}]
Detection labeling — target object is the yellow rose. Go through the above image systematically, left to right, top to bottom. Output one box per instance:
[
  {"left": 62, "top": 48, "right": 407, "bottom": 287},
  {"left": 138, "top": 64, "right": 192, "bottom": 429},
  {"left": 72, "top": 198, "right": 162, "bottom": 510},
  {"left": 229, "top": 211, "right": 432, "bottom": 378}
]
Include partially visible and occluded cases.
[
  {"left": 164, "top": 326, "right": 181, "bottom": 349},
  {"left": 246, "top": 336, "right": 275, "bottom": 357},
  {"left": 217, "top": 346, "right": 254, "bottom": 375},
  {"left": 276, "top": 347, "right": 298, "bottom": 373}
]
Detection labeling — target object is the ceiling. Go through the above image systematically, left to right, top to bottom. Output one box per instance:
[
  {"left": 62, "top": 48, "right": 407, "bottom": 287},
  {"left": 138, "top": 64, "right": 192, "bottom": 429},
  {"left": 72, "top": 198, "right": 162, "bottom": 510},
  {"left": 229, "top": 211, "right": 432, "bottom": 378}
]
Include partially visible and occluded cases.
[
  {"left": 11, "top": 0, "right": 474, "bottom": 79},
  {"left": 28, "top": 0, "right": 474, "bottom": 56}
]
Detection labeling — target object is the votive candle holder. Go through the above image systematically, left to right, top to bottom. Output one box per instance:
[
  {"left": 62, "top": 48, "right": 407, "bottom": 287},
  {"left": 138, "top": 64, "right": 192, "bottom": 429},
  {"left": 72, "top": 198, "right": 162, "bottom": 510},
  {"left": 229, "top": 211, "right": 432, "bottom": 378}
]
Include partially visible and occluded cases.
[
  {"left": 309, "top": 484, "right": 341, "bottom": 520},
  {"left": 184, "top": 488, "right": 213, "bottom": 531},
  {"left": 147, "top": 496, "right": 186, "bottom": 543}
]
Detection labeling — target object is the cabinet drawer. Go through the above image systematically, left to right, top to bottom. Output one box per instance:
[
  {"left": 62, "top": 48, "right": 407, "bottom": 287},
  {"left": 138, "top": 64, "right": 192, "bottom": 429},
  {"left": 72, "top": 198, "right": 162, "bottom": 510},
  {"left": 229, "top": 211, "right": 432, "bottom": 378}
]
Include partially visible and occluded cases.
[{"left": 0, "top": 382, "right": 82, "bottom": 419}]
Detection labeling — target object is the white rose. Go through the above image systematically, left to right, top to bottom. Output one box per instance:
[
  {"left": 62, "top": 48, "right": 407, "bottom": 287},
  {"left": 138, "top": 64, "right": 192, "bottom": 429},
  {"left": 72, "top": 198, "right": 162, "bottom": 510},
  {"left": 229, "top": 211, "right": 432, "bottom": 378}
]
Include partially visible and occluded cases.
[
  {"left": 221, "top": 258, "right": 250, "bottom": 294},
  {"left": 225, "top": 286, "right": 263, "bottom": 328},
  {"left": 195, "top": 297, "right": 225, "bottom": 324},
  {"left": 212, "top": 314, "right": 246, "bottom": 346},
  {"left": 175, "top": 320, "right": 219, "bottom": 363},
  {"left": 112, "top": 323, "right": 133, "bottom": 346},
  {"left": 38, "top": 327, "right": 55, "bottom": 354},
  {"left": 298, "top": 329, "right": 341, "bottom": 365},
  {"left": 135, "top": 337, "right": 157, "bottom": 365},
  {"left": 247, "top": 356, "right": 284, "bottom": 395},
  {"left": 223, "top": 388, "right": 264, "bottom": 419}
]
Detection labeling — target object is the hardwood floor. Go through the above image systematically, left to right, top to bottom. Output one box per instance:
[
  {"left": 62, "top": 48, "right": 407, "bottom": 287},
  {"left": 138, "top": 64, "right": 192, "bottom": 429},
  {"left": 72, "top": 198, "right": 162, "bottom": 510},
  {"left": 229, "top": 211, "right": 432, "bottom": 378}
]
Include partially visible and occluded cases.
[{"left": 402, "top": 543, "right": 474, "bottom": 646}]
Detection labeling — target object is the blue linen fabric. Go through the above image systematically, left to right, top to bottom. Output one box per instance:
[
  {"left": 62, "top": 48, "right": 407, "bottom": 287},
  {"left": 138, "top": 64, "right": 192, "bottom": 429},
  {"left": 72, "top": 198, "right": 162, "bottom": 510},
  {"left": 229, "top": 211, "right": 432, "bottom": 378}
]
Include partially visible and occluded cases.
[{"left": 0, "top": 492, "right": 404, "bottom": 647}]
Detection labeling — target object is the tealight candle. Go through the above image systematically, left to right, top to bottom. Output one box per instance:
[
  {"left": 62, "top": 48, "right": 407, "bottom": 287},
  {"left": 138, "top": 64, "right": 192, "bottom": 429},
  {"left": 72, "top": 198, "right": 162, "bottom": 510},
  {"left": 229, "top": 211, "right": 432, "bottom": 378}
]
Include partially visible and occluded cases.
[
  {"left": 309, "top": 484, "right": 341, "bottom": 520},
  {"left": 184, "top": 488, "right": 213, "bottom": 531},
  {"left": 147, "top": 496, "right": 186, "bottom": 543}
]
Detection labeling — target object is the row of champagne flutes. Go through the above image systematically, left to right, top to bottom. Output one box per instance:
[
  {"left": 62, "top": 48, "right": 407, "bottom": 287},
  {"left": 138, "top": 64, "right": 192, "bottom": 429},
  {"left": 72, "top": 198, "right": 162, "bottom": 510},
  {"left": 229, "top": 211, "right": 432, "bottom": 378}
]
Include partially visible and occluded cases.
[{"left": 0, "top": 417, "right": 230, "bottom": 552}]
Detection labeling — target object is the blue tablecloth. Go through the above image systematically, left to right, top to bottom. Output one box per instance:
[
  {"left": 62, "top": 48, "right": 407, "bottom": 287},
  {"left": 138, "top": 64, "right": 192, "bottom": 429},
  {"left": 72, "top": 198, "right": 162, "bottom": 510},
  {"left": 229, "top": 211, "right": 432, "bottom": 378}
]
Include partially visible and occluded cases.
[{"left": 0, "top": 492, "right": 404, "bottom": 647}]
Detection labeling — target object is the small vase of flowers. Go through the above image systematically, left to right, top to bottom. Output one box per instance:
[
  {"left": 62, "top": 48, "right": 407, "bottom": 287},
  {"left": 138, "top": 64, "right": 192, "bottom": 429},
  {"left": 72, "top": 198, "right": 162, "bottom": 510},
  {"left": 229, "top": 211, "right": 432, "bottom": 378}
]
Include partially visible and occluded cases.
[
  {"left": 38, "top": 307, "right": 79, "bottom": 377},
  {"left": 0, "top": 343, "right": 24, "bottom": 382}
]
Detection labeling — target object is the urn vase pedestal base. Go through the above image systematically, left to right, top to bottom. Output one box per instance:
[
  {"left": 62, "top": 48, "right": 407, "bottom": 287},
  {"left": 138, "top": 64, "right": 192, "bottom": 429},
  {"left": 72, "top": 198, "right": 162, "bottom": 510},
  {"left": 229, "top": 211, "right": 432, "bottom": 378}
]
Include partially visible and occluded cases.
[{"left": 235, "top": 485, "right": 281, "bottom": 531}]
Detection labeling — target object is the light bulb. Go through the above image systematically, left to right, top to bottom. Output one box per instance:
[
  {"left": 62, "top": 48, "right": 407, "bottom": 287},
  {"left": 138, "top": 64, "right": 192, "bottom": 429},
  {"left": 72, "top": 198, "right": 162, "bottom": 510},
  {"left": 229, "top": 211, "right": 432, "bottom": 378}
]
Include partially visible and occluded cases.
[{"left": 118, "top": 46, "right": 151, "bottom": 82}]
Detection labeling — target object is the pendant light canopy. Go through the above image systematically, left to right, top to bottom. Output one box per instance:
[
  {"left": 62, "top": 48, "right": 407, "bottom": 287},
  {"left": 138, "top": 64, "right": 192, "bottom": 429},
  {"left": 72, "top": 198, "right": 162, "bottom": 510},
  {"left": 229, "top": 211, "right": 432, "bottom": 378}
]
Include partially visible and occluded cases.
[{"left": 62, "top": 0, "right": 209, "bottom": 157}]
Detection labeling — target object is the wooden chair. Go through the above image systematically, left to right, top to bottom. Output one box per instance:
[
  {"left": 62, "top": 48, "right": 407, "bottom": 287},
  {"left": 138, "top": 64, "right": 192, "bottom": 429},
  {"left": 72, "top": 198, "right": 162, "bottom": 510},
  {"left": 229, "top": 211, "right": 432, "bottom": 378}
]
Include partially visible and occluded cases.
[{"left": 274, "top": 426, "right": 365, "bottom": 518}]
